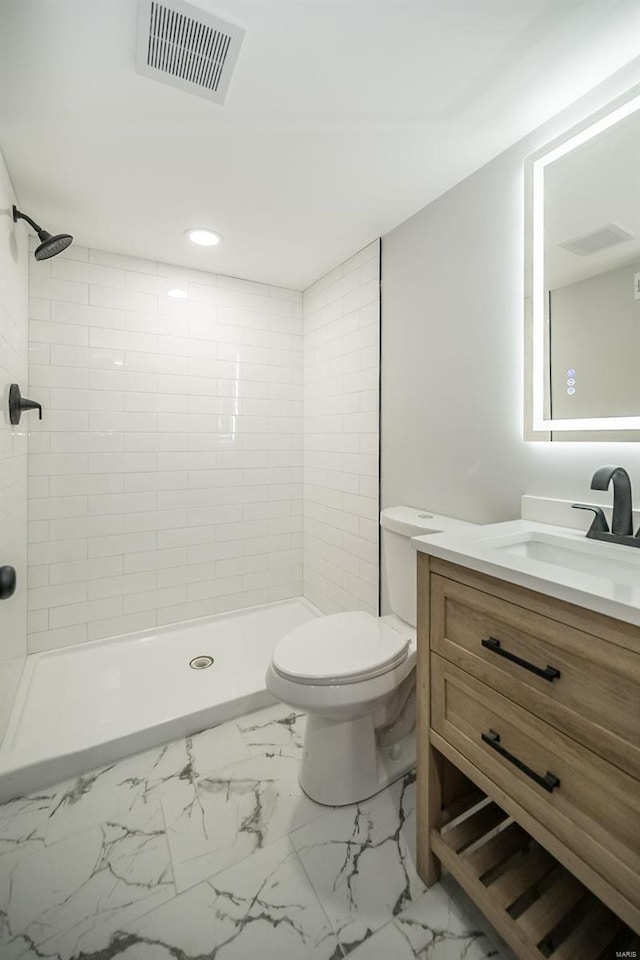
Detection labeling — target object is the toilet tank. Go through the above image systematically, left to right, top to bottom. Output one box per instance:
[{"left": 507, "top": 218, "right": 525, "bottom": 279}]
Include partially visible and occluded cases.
[{"left": 380, "top": 506, "right": 477, "bottom": 627}]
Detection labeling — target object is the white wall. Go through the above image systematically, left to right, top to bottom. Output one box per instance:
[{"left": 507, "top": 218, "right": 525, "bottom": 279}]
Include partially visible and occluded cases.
[
  {"left": 381, "top": 65, "right": 640, "bottom": 577},
  {"left": 0, "top": 147, "right": 29, "bottom": 741},
  {"left": 303, "top": 241, "right": 380, "bottom": 615},
  {"left": 27, "top": 247, "right": 302, "bottom": 651}
]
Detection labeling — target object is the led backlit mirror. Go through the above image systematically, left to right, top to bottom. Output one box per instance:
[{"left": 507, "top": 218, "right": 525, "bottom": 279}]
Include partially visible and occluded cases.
[{"left": 528, "top": 90, "right": 640, "bottom": 437}]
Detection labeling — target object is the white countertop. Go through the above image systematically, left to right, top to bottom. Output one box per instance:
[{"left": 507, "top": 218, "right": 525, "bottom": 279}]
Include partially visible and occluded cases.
[{"left": 412, "top": 519, "right": 640, "bottom": 627}]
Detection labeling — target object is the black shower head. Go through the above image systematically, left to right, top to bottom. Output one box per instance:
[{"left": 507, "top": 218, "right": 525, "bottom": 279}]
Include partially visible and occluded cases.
[
  {"left": 12, "top": 205, "right": 73, "bottom": 260},
  {"left": 34, "top": 231, "right": 73, "bottom": 261}
]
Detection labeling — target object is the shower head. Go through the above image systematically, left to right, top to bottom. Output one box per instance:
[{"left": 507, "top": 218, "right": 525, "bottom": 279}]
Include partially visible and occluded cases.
[
  {"left": 12, "top": 206, "right": 73, "bottom": 261},
  {"left": 34, "top": 231, "right": 74, "bottom": 261}
]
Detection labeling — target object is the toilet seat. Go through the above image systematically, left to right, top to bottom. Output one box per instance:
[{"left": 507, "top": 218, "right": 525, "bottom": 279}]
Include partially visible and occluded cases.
[{"left": 272, "top": 611, "right": 410, "bottom": 685}]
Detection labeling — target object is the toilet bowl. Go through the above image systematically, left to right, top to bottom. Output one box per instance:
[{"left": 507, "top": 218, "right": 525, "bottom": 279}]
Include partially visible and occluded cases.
[
  {"left": 266, "top": 506, "right": 476, "bottom": 806},
  {"left": 266, "top": 611, "right": 416, "bottom": 805}
]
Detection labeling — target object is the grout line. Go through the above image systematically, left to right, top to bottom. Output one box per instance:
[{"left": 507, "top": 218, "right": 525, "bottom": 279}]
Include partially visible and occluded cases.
[
  {"left": 377, "top": 235, "right": 382, "bottom": 619},
  {"left": 158, "top": 791, "right": 180, "bottom": 899},
  {"left": 289, "top": 835, "right": 345, "bottom": 948}
]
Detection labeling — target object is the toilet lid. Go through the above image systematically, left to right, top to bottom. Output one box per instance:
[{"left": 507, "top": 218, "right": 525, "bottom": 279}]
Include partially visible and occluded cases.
[{"left": 272, "top": 611, "right": 410, "bottom": 685}]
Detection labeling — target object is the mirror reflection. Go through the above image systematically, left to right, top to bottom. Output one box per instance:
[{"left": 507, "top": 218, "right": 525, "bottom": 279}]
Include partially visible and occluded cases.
[
  {"left": 530, "top": 93, "right": 640, "bottom": 435},
  {"left": 544, "top": 109, "right": 640, "bottom": 421}
]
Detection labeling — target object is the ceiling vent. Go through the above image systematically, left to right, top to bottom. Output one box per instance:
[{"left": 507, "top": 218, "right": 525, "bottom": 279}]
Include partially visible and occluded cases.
[
  {"left": 135, "top": 0, "right": 245, "bottom": 104},
  {"left": 558, "top": 223, "right": 634, "bottom": 257}
]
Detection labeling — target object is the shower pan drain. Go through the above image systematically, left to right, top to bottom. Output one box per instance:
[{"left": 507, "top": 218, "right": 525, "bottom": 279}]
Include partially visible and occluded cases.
[{"left": 189, "top": 655, "right": 214, "bottom": 670}]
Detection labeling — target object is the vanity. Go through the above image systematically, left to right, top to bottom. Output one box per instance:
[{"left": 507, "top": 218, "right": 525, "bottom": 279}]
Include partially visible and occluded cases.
[{"left": 413, "top": 519, "right": 640, "bottom": 959}]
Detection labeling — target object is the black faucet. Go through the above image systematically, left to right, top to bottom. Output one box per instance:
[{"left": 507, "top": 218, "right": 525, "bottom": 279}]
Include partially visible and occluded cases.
[{"left": 572, "top": 465, "right": 640, "bottom": 548}]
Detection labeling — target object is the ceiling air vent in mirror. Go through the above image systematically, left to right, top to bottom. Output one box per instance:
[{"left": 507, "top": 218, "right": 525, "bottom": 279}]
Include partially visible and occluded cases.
[
  {"left": 135, "top": 0, "right": 245, "bottom": 104},
  {"left": 558, "top": 222, "right": 634, "bottom": 257}
]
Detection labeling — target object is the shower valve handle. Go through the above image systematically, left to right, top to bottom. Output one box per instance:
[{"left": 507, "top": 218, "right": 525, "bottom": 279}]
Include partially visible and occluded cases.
[
  {"left": 9, "top": 384, "right": 42, "bottom": 425},
  {"left": 0, "top": 565, "right": 16, "bottom": 600}
]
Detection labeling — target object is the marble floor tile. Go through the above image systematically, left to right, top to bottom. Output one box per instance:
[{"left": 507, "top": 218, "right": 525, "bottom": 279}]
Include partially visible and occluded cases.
[
  {"left": 0, "top": 703, "right": 506, "bottom": 960},
  {"left": 237, "top": 703, "right": 307, "bottom": 759},
  {"left": 185, "top": 713, "right": 253, "bottom": 777},
  {"left": 42, "top": 718, "right": 250, "bottom": 847},
  {"left": 162, "top": 745, "right": 328, "bottom": 892},
  {"left": 386, "top": 768, "right": 418, "bottom": 863},
  {"left": 291, "top": 771, "right": 425, "bottom": 954},
  {"left": 0, "top": 790, "right": 56, "bottom": 868},
  {"left": 0, "top": 801, "right": 174, "bottom": 960},
  {"left": 118, "top": 836, "right": 342, "bottom": 960},
  {"left": 334, "top": 881, "right": 502, "bottom": 960},
  {"left": 392, "top": 883, "right": 501, "bottom": 960},
  {"left": 343, "top": 919, "right": 417, "bottom": 959}
]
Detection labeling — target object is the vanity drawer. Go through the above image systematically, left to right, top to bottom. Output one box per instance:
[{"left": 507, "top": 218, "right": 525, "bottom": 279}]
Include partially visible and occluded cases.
[
  {"left": 430, "top": 574, "right": 640, "bottom": 777},
  {"left": 431, "top": 655, "right": 640, "bottom": 911}
]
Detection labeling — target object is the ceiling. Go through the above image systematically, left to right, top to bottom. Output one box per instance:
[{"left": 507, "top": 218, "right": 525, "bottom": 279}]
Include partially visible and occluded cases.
[{"left": 0, "top": 0, "right": 638, "bottom": 290}]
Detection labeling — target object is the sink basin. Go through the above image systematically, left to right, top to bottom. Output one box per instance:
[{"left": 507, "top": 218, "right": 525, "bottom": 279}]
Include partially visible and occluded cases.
[
  {"left": 412, "top": 518, "right": 640, "bottom": 626},
  {"left": 486, "top": 531, "right": 640, "bottom": 587}
]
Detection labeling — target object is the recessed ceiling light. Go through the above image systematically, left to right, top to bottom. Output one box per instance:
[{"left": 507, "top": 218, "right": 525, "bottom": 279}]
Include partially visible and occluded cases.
[
  {"left": 186, "top": 228, "right": 222, "bottom": 247},
  {"left": 168, "top": 288, "right": 188, "bottom": 299}
]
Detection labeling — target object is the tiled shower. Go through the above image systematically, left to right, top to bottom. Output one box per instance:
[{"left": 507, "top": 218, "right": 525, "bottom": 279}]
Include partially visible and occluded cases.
[
  {"left": 0, "top": 170, "right": 380, "bottom": 752},
  {"left": 303, "top": 245, "right": 380, "bottom": 616},
  {"left": 26, "top": 248, "right": 305, "bottom": 650}
]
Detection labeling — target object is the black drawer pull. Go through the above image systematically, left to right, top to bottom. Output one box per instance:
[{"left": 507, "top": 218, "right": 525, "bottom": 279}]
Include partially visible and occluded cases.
[
  {"left": 481, "top": 637, "right": 560, "bottom": 682},
  {"left": 482, "top": 729, "right": 560, "bottom": 793}
]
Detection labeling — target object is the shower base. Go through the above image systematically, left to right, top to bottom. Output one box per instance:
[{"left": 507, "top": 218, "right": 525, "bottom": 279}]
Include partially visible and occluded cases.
[{"left": 0, "top": 598, "right": 319, "bottom": 803}]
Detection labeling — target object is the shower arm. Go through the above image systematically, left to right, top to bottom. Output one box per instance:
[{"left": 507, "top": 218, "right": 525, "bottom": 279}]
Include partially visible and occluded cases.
[{"left": 13, "top": 206, "right": 44, "bottom": 234}]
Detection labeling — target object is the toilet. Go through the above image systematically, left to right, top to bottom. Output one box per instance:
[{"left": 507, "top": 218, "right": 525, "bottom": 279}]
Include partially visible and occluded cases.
[{"left": 266, "top": 506, "right": 460, "bottom": 806}]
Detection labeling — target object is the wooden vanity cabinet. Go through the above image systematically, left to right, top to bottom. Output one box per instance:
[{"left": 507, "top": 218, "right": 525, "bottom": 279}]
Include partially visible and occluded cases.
[{"left": 416, "top": 553, "right": 640, "bottom": 959}]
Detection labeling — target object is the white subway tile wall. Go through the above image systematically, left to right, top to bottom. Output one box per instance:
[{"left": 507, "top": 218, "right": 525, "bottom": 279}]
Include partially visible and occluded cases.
[
  {"left": 0, "top": 148, "right": 29, "bottom": 740},
  {"left": 302, "top": 241, "right": 380, "bottom": 615},
  {"left": 27, "top": 247, "right": 303, "bottom": 651}
]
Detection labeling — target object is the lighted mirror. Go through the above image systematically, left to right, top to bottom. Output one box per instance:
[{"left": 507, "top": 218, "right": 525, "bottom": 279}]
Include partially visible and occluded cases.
[{"left": 528, "top": 89, "right": 640, "bottom": 437}]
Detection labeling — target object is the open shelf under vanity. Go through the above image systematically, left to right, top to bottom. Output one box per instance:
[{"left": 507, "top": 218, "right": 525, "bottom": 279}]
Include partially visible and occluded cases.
[{"left": 433, "top": 787, "right": 638, "bottom": 960}]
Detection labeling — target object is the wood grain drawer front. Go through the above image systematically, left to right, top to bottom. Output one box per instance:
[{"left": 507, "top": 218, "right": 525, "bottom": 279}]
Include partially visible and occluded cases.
[
  {"left": 430, "top": 574, "right": 640, "bottom": 777},
  {"left": 431, "top": 655, "right": 640, "bottom": 910}
]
